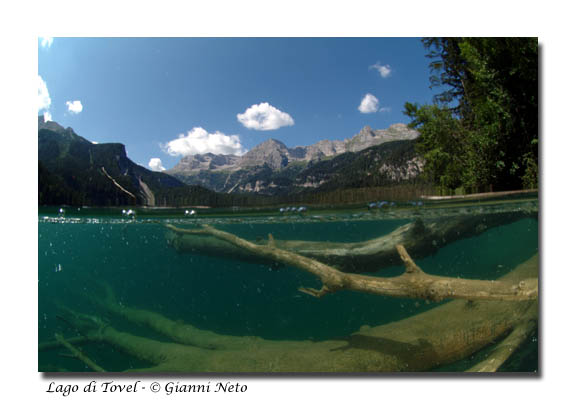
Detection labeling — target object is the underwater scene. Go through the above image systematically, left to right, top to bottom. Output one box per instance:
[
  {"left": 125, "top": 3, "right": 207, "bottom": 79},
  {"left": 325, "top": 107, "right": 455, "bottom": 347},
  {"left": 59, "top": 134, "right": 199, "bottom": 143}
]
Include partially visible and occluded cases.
[{"left": 38, "top": 195, "right": 539, "bottom": 373}]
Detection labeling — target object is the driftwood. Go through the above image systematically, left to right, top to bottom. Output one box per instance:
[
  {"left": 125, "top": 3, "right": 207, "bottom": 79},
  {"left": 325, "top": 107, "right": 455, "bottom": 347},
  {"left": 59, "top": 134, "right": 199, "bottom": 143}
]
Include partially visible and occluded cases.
[
  {"left": 166, "top": 210, "right": 535, "bottom": 273},
  {"left": 165, "top": 224, "right": 537, "bottom": 302},
  {"left": 43, "top": 253, "right": 538, "bottom": 372}
]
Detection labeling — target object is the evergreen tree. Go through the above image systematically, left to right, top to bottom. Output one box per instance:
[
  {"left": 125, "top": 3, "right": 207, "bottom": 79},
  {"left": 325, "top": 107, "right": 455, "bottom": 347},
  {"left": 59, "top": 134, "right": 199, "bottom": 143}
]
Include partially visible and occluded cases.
[{"left": 405, "top": 37, "right": 538, "bottom": 192}]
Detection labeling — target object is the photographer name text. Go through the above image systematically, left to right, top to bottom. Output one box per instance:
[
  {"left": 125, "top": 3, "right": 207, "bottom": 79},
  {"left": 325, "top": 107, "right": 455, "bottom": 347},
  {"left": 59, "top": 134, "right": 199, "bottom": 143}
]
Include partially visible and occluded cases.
[{"left": 46, "top": 381, "right": 247, "bottom": 396}]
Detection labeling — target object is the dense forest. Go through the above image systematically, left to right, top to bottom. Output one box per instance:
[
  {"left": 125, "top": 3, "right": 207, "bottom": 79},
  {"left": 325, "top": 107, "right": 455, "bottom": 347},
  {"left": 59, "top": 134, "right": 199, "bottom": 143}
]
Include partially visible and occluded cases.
[{"left": 404, "top": 37, "right": 538, "bottom": 194}]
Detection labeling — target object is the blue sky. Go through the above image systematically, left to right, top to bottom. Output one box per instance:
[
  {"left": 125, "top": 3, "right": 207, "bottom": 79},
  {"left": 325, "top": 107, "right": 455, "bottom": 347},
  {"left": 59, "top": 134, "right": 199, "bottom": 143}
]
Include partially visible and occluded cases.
[{"left": 38, "top": 37, "right": 436, "bottom": 171}]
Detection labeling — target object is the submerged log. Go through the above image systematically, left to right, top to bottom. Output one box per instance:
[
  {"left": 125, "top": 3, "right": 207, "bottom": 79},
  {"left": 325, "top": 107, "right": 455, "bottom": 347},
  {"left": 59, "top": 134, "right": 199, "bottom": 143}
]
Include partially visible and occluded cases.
[
  {"left": 165, "top": 210, "right": 536, "bottom": 273},
  {"left": 165, "top": 224, "right": 537, "bottom": 302},
  {"left": 50, "top": 254, "right": 538, "bottom": 372},
  {"left": 54, "top": 333, "right": 106, "bottom": 372},
  {"left": 39, "top": 336, "right": 88, "bottom": 351}
]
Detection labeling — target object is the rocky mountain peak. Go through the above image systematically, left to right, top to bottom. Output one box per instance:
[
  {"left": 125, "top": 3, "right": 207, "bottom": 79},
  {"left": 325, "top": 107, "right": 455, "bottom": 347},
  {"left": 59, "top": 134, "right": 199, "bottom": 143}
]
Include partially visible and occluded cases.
[
  {"left": 38, "top": 115, "right": 68, "bottom": 134},
  {"left": 38, "top": 116, "right": 93, "bottom": 147},
  {"left": 168, "top": 123, "right": 419, "bottom": 178},
  {"left": 346, "top": 123, "right": 419, "bottom": 152},
  {"left": 387, "top": 123, "right": 419, "bottom": 136},
  {"left": 358, "top": 125, "right": 374, "bottom": 136},
  {"left": 238, "top": 138, "right": 290, "bottom": 170},
  {"left": 254, "top": 138, "right": 288, "bottom": 151},
  {"left": 167, "top": 152, "right": 240, "bottom": 175}
]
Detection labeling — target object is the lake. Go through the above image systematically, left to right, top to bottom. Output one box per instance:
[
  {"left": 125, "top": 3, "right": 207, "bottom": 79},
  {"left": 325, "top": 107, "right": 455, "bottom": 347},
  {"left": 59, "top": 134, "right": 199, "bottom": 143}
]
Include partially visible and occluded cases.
[{"left": 38, "top": 195, "right": 538, "bottom": 373}]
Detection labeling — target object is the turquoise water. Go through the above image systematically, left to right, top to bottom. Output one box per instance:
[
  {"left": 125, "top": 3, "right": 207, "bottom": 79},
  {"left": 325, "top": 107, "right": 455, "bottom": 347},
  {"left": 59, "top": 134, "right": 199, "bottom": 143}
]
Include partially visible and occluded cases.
[{"left": 38, "top": 199, "right": 539, "bottom": 372}]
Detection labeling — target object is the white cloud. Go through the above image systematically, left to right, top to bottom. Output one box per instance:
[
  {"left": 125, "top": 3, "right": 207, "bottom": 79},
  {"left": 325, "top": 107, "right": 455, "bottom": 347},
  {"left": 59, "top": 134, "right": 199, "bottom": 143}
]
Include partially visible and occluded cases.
[
  {"left": 40, "top": 37, "right": 53, "bottom": 48},
  {"left": 370, "top": 62, "right": 392, "bottom": 78},
  {"left": 38, "top": 75, "right": 51, "bottom": 112},
  {"left": 358, "top": 93, "right": 379, "bottom": 114},
  {"left": 66, "top": 100, "right": 83, "bottom": 114},
  {"left": 237, "top": 102, "right": 294, "bottom": 131},
  {"left": 43, "top": 111, "right": 52, "bottom": 122},
  {"left": 163, "top": 127, "right": 246, "bottom": 157},
  {"left": 148, "top": 158, "right": 166, "bottom": 171}
]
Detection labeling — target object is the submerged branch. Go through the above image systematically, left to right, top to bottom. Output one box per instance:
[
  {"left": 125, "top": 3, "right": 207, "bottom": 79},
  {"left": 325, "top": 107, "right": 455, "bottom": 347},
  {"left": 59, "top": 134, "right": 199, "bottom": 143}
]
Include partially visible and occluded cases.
[
  {"left": 165, "top": 209, "right": 537, "bottom": 273},
  {"left": 165, "top": 224, "right": 538, "bottom": 302},
  {"left": 466, "top": 308, "right": 537, "bottom": 372},
  {"left": 54, "top": 333, "right": 106, "bottom": 372},
  {"left": 39, "top": 336, "right": 89, "bottom": 352}
]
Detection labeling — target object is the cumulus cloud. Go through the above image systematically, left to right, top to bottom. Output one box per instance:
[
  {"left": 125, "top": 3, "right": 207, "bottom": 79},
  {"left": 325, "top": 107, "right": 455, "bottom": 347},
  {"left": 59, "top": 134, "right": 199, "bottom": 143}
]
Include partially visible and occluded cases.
[
  {"left": 40, "top": 37, "right": 53, "bottom": 48},
  {"left": 370, "top": 62, "right": 392, "bottom": 78},
  {"left": 38, "top": 75, "right": 51, "bottom": 113},
  {"left": 358, "top": 93, "right": 380, "bottom": 114},
  {"left": 66, "top": 100, "right": 83, "bottom": 114},
  {"left": 237, "top": 102, "right": 294, "bottom": 131},
  {"left": 43, "top": 111, "right": 52, "bottom": 122},
  {"left": 163, "top": 127, "right": 246, "bottom": 157},
  {"left": 148, "top": 158, "right": 166, "bottom": 171}
]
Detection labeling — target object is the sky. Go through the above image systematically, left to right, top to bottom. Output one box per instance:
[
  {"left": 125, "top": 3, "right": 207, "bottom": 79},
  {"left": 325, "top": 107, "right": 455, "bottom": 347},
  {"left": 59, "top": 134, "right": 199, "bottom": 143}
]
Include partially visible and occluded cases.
[{"left": 38, "top": 37, "right": 437, "bottom": 171}]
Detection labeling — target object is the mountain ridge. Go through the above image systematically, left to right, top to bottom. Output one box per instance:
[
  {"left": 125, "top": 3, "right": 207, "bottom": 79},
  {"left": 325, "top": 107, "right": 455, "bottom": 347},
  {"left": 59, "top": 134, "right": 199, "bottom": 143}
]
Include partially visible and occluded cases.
[
  {"left": 38, "top": 116, "right": 185, "bottom": 207},
  {"left": 38, "top": 117, "right": 427, "bottom": 206},
  {"left": 166, "top": 123, "right": 421, "bottom": 194},
  {"left": 167, "top": 123, "right": 419, "bottom": 177}
]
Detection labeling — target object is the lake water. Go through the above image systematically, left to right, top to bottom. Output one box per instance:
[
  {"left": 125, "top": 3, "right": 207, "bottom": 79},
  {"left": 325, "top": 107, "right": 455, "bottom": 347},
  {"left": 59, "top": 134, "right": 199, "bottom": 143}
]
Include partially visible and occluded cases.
[{"left": 38, "top": 196, "right": 539, "bottom": 373}]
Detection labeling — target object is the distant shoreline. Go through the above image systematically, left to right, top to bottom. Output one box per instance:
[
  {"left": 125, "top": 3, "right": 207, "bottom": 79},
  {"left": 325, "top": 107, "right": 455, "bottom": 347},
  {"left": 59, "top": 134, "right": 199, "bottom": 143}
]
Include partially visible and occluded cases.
[{"left": 421, "top": 189, "right": 538, "bottom": 201}]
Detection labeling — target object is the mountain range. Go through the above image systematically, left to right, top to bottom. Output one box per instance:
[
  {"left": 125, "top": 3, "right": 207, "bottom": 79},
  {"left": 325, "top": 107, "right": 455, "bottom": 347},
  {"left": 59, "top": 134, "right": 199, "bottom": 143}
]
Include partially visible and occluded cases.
[
  {"left": 38, "top": 117, "right": 425, "bottom": 207},
  {"left": 166, "top": 123, "right": 421, "bottom": 195}
]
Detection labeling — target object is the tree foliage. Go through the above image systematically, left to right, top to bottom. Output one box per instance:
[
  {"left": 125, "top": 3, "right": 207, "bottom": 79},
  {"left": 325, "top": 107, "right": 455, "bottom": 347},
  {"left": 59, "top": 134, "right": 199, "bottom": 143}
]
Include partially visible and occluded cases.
[{"left": 405, "top": 37, "right": 538, "bottom": 192}]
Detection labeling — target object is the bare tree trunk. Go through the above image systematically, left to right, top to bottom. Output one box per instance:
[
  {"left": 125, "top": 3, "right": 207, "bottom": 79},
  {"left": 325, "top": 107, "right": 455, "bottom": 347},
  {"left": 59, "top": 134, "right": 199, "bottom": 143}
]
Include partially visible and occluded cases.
[
  {"left": 166, "top": 210, "right": 535, "bottom": 273},
  {"left": 165, "top": 225, "right": 537, "bottom": 302}
]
